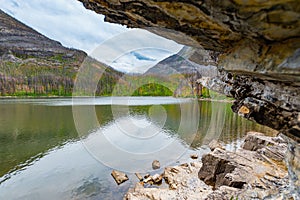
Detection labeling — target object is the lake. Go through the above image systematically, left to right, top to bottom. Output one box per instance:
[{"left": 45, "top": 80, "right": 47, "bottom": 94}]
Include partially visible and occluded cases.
[{"left": 0, "top": 97, "right": 275, "bottom": 199}]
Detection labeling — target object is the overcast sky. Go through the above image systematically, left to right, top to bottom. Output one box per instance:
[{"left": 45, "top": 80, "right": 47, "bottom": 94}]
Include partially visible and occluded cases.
[{"left": 0, "top": 0, "right": 182, "bottom": 73}]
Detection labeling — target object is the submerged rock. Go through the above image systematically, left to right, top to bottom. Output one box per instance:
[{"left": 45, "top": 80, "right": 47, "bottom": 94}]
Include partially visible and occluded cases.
[
  {"left": 190, "top": 154, "right": 198, "bottom": 159},
  {"left": 152, "top": 160, "right": 160, "bottom": 170},
  {"left": 111, "top": 170, "right": 129, "bottom": 185},
  {"left": 134, "top": 173, "right": 143, "bottom": 182}
]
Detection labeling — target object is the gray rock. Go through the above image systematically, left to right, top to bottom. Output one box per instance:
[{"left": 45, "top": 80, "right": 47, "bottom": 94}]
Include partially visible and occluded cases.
[
  {"left": 242, "top": 131, "right": 276, "bottom": 151},
  {"left": 198, "top": 132, "right": 288, "bottom": 195},
  {"left": 242, "top": 132, "right": 288, "bottom": 161},
  {"left": 124, "top": 134, "right": 290, "bottom": 199},
  {"left": 152, "top": 160, "right": 160, "bottom": 170},
  {"left": 111, "top": 170, "right": 129, "bottom": 185}
]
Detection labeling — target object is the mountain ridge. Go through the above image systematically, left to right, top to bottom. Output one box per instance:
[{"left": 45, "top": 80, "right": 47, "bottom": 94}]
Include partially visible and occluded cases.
[{"left": 0, "top": 9, "right": 123, "bottom": 96}]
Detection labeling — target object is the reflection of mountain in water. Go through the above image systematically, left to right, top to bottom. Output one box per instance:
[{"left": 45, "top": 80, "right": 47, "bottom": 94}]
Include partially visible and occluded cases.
[{"left": 145, "top": 46, "right": 218, "bottom": 77}]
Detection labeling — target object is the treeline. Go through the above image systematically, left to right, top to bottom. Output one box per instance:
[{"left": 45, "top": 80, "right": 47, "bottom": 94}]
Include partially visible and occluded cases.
[
  {"left": 0, "top": 57, "right": 123, "bottom": 96},
  {"left": 0, "top": 58, "right": 211, "bottom": 98},
  {"left": 111, "top": 72, "right": 210, "bottom": 98},
  {"left": 0, "top": 73, "right": 73, "bottom": 96}
]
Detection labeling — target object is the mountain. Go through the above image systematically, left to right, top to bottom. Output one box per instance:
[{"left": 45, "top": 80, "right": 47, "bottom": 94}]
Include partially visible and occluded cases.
[
  {"left": 0, "top": 9, "right": 122, "bottom": 96},
  {"left": 0, "top": 9, "right": 86, "bottom": 63},
  {"left": 145, "top": 46, "right": 218, "bottom": 77}
]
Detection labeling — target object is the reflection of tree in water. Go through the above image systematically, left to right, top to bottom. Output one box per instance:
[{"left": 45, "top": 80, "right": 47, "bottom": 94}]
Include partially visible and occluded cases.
[
  {"left": 97, "top": 102, "right": 276, "bottom": 151},
  {"left": 188, "top": 102, "right": 276, "bottom": 150}
]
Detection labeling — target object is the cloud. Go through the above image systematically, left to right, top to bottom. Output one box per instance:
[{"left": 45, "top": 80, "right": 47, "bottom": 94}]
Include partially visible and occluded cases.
[
  {"left": 0, "top": 0, "right": 183, "bottom": 73},
  {"left": 0, "top": 0, "right": 127, "bottom": 53},
  {"left": 112, "top": 48, "right": 174, "bottom": 73}
]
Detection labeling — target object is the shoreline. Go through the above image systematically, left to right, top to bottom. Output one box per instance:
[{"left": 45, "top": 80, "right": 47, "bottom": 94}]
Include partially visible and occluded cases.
[
  {"left": 0, "top": 95, "right": 234, "bottom": 103},
  {"left": 124, "top": 132, "right": 292, "bottom": 200}
]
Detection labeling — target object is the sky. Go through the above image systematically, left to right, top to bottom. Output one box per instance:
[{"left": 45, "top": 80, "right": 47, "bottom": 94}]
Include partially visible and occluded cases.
[{"left": 0, "top": 0, "right": 183, "bottom": 73}]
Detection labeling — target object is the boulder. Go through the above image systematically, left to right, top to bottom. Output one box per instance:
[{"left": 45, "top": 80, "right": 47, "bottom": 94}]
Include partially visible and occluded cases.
[
  {"left": 242, "top": 131, "right": 277, "bottom": 151},
  {"left": 198, "top": 132, "right": 289, "bottom": 198},
  {"left": 242, "top": 132, "right": 287, "bottom": 161}
]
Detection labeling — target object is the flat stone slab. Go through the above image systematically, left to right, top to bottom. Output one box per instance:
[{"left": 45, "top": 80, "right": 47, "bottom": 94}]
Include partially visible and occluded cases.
[{"left": 111, "top": 170, "right": 129, "bottom": 185}]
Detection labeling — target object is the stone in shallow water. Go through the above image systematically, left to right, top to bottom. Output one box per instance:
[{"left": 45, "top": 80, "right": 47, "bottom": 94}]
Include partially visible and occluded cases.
[
  {"left": 208, "top": 139, "right": 224, "bottom": 151},
  {"left": 190, "top": 154, "right": 198, "bottom": 159},
  {"left": 152, "top": 160, "right": 160, "bottom": 170},
  {"left": 111, "top": 170, "right": 129, "bottom": 185},
  {"left": 134, "top": 173, "right": 143, "bottom": 181}
]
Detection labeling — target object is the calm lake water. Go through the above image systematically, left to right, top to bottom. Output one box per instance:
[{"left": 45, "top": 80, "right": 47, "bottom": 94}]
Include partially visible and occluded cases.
[{"left": 0, "top": 97, "right": 275, "bottom": 200}]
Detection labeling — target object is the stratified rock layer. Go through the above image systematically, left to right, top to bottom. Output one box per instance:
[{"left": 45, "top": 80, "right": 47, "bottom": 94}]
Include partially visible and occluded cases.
[{"left": 199, "top": 73, "right": 300, "bottom": 142}]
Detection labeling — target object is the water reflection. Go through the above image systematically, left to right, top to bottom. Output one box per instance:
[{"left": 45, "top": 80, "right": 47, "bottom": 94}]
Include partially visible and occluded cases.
[{"left": 0, "top": 97, "right": 276, "bottom": 199}]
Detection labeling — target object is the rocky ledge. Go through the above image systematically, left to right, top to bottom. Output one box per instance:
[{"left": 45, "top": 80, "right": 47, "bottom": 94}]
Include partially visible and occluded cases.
[{"left": 124, "top": 132, "right": 298, "bottom": 200}]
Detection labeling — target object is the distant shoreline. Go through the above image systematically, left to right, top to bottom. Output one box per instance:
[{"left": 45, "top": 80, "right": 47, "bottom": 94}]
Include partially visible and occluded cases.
[{"left": 0, "top": 95, "right": 234, "bottom": 103}]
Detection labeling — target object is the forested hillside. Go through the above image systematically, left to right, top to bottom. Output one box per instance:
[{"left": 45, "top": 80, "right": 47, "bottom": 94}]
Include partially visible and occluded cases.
[{"left": 0, "top": 9, "right": 122, "bottom": 96}]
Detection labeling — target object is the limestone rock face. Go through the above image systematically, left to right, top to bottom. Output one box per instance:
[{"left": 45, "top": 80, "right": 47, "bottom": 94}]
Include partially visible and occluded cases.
[
  {"left": 78, "top": 0, "right": 299, "bottom": 50},
  {"left": 199, "top": 73, "right": 300, "bottom": 142}
]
